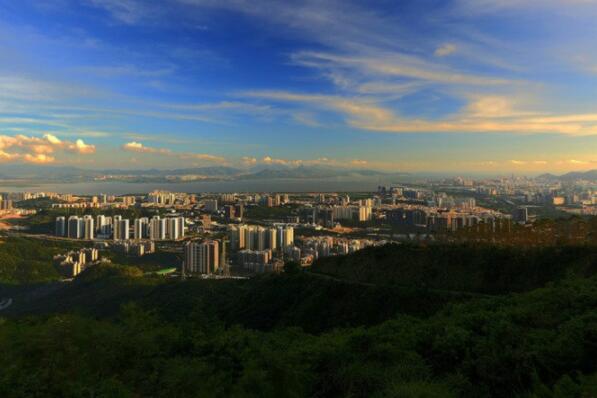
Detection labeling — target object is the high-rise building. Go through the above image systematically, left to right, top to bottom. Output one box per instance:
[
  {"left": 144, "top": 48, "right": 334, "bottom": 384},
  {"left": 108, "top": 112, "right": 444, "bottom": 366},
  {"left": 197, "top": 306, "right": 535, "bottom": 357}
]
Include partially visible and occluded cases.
[
  {"left": 121, "top": 196, "right": 136, "bottom": 206},
  {"left": 0, "top": 198, "right": 13, "bottom": 210},
  {"left": 204, "top": 199, "right": 218, "bottom": 212},
  {"left": 234, "top": 203, "right": 244, "bottom": 220},
  {"left": 224, "top": 205, "right": 235, "bottom": 220},
  {"left": 358, "top": 206, "right": 372, "bottom": 222},
  {"left": 83, "top": 215, "right": 94, "bottom": 240},
  {"left": 96, "top": 215, "right": 106, "bottom": 233},
  {"left": 55, "top": 216, "right": 66, "bottom": 237},
  {"left": 67, "top": 216, "right": 82, "bottom": 239},
  {"left": 149, "top": 216, "right": 166, "bottom": 240},
  {"left": 177, "top": 216, "right": 185, "bottom": 239},
  {"left": 134, "top": 217, "right": 149, "bottom": 240},
  {"left": 167, "top": 217, "right": 180, "bottom": 240},
  {"left": 113, "top": 218, "right": 121, "bottom": 240},
  {"left": 114, "top": 219, "right": 130, "bottom": 240},
  {"left": 229, "top": 224, "right": 248, "bottom": 250},
  {"left": 229, "top": 224, "right": 279, "bottom": 251},
  {"left": 277, "top": 225, "right": 294, "bottom": 250},
  {"left": 256, "top": 226, "right": 267, "bottom": 251},
  {"left": 266, "top": 227, "right": 277, "bottom": 251},
  {"left": 219, "top": 239, "right": 228, "bottom": 274},
  {"left": 185, "top": 240, "right": 219, "bottom": 274},
  {"left": 238, "top": 249, "right": 272, "bottom": 272}
]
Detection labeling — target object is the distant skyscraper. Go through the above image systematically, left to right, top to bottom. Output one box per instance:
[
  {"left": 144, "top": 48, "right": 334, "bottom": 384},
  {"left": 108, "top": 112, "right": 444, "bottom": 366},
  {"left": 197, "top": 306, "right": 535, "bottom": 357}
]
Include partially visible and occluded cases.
[
  {"left": 204, "top": 199, "right": 218, "bottom": 212},
  {"left": 234, "top": 203, "right": 244, "bottom": 220},
  {"left": 224, "top": 205, "right": 235, "bottom": 220},
  {"left": 83, "top": 215, "right": 94, "bottom": 240},
  {"left": 96, "top": 215, "right": 107, "bottom": 234},
  {"left": 55, "top": 216, "right": 66, "bottom": 237},
  {"left": 67, "top": 216, "right": 82, "bottom": 239},
  {"left": 149, "top": 216, "right": 166, "bottom": 240},
  {"left": 177, "top": 216, "right": 185, "bottom": 238},
  {"left": 167, "top": 217, "right": 179, "bottom": 240},
  {"left": 134, "top": 218, "right": 149, "bottom": 240},
  {"left": 114, "top": 219, "right": 130, "bottom": 240},
  {"left": 277, "top": 225, "right": 294, "bottom": 249},
  {"left": 185, "top": 240, "right": 219, "bottom": 274}
]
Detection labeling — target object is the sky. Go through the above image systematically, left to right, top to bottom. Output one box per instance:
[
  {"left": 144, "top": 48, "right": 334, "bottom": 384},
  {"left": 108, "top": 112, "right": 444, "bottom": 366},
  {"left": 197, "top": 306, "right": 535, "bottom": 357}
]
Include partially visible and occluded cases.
[{"left": 0, "top": 0, "right": 597, "bottom": 174}]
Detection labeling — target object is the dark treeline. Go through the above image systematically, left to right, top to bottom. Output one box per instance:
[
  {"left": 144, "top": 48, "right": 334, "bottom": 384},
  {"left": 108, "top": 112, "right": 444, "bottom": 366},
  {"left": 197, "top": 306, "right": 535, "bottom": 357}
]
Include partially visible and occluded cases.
[
  {"left": 450, "top": 216, "right": 597, "bottom": 246},
  {"left": 1, "top": 220, "right": 597, "bottom": 397},
  {"left": 312, "top": 243, "right": 597, "bottom": 294},
  {"left": 3, "top": 263, "right": 472, "bottom": 332},
  {"left": 0, "top": 271, "right": 596, "bottom": 397}
]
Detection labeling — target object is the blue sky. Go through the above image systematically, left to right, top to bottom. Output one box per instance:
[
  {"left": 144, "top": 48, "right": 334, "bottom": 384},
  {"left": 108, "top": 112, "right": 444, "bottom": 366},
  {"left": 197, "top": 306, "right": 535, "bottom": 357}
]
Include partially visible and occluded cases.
[{"left": 0, "top": 0, "right": 596, "bottom": 173}]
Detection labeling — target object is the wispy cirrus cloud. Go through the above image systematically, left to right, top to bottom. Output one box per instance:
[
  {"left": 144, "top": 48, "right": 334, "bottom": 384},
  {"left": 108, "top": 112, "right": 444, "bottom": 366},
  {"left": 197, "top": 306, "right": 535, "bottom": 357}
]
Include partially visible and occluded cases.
[
  {"left": 87, "top": 0, "right": 149, "bottom": 24},
  {"left": 435, "top": 43, "right": 457, "bottom": 57},
  {"left": 291, "top": 51, "right": 518, "bottom": 87},
  {"left": 245, "top": 90, "right": 597, "bottom": 136},
  {"left": 121, "top": 141, "right": 226, "bottom": 164}
]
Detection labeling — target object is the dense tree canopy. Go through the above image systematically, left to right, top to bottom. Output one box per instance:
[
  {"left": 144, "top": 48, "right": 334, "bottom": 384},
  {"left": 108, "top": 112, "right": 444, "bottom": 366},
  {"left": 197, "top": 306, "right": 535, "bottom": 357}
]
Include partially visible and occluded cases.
[{"left": 1, "top": 219, "right": 596, "bottom": 397}]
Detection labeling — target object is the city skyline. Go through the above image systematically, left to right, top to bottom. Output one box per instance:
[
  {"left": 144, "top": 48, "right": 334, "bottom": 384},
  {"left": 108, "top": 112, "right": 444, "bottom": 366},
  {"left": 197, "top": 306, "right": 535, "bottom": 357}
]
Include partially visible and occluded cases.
[{"left": 1, "top": 0, "right": 597, "bottom": 173}]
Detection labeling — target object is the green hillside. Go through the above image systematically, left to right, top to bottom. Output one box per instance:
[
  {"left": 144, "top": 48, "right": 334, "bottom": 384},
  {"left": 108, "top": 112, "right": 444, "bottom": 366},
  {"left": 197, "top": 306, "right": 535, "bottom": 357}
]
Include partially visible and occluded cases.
[{"left": 1, "top": 241, "right": 596, "bottom": 397}]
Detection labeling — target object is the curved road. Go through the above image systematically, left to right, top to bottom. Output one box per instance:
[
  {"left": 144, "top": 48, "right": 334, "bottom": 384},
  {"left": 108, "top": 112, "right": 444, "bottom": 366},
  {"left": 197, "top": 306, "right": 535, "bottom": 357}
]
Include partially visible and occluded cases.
[{"left": 0, "top": 298, "right": 13, "bottom": 311}]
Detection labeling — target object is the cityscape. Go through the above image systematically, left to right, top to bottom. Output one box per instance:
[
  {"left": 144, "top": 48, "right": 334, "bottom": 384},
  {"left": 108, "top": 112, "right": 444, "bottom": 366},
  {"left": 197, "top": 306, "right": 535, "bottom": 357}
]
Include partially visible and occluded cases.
[
  {"left": 1, "top": 0, "right": 597, "bottom": 397},
  {"left": 0, "top": 170, "right": 595, "bottom": 280}
]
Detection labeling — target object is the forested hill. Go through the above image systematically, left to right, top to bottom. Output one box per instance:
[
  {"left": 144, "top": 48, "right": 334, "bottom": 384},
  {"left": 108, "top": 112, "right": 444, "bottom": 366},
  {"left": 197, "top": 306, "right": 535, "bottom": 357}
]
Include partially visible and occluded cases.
[
  {"left": 1, "top": 242, "right": 597, "bottom": 396},
  {"left": 311, "top": 243, "right": 597, "bottom": 294},
  {"left": 1, "top": 267, "right": 596, "bottom": 396}
]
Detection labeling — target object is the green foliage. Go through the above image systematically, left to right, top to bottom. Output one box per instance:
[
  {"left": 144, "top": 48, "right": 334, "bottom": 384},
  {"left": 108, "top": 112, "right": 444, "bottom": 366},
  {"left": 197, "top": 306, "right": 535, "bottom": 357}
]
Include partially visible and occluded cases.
[
  {"left": 14, "top": 197, "right": 64, "bottom": 210},
  {"left": 244, "top": 204, "right": 299, "bottom": 221},
  {"left": 0, "top": 237, "right": 71, "bottom": 283},
  {"left": 2, "top": 238, "right": 597, "bottom": 397},
  {"left": 312, "top": 243, "right": 597, "bottom": 294},
  {"left": 104, "top": 250, "right": 181, "bottom": 272},
  {"left": 283, "top": 260, "right": 301, "bottom": 274},
  {"left": 76, "top": 262, "right": 144, "bottom": 282},
  {"left": 0, "top": 274, "right": 596, "bottom": 397}
]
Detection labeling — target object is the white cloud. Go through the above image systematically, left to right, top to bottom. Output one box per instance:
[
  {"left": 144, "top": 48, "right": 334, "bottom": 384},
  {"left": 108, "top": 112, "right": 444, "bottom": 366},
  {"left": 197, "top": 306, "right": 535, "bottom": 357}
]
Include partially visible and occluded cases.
[
  {"left": 435, "top": 43, "right": 456, "bottom": 57},
  {"left": 291, "top": 51, "right": 517, "bottom": 86},
  {"left": 245, "top": 90, "right": 597, "bottom": 136},
  {"left": 0, "top": 133, "right": 95, "bottom": 164},
  {"left": 70, "top": 139, "right": 96, "bottom": 154},
  {"left": 122, "top": 141, "right": 226, "bottom": 163},
  {"left": 23, "top": 153, "right": 55, "bottom": 164}
]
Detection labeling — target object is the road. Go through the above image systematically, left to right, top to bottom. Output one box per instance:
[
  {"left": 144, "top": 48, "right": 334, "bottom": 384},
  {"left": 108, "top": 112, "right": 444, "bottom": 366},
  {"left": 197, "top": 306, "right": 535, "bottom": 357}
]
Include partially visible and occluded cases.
[{"left": 0, "top": 298, "right": 13, "bottom": 311}]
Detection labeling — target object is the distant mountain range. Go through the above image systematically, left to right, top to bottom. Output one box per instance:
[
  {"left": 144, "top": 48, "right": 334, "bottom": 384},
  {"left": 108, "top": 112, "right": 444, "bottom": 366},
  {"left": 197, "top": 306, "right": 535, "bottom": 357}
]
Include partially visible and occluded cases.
[
  {"left": 0, "top": 164, "right": 405, "bottom": 183},
  {"left": 536, "top": 169, "right": 597, "bottom": 182}
]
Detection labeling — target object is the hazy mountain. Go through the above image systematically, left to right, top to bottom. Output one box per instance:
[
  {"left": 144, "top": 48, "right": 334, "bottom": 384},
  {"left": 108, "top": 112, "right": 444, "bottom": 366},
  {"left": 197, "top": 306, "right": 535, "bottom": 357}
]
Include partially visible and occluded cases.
[
  {"left": 0, "top": 164, "right": 401, "bottom": 182},
  {"left": 238, "top": 165, "right": 396, "bottom": 180},
  {"left": 99, "top": 167, "right": 243, "bottom": 177},
  {"left": 536, "top": 169, "right": 597, "bottom": 182},
  {"left": 560, "top": 169, "right": 597, "bottom": 181}
]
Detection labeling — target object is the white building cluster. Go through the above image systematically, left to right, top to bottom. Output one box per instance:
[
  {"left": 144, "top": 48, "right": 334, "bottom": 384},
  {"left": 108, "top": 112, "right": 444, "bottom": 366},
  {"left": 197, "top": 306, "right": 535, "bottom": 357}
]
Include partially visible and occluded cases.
[
  {"left": 56, "top": 215, "right": 185, "bottom": 241},
  {"left": 228, "top": 224, "right": 294, "bottom": 251},
  {"left": 298, "top": 236, "right": 380, "bottom": 265},
  {"left": 53, "top": 248, "right": 100, "bottom": 277}
]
